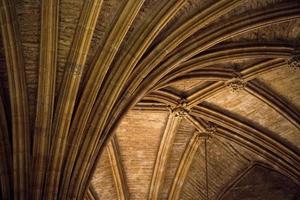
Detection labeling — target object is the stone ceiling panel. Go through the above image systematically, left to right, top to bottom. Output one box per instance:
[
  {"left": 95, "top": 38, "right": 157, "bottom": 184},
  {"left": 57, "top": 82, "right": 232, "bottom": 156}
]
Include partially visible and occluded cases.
[
  {"left": 15, "top": 0, "right": 40, "bottom": 131},
  {"left": 225, "top": 19, "right": 300, "bottom": 44},
  {"left": 257, "top": 67, "right": 300, "bottom": 110},
  {"left": 168, "top": 80, "right": 204, "bottom": 94},
  {"left": 205, "top": 88, "right": 300, "bottom": 150},
  {"left": 116, "top": 110, "right": 169, "bottom": 199},
  {"left": 180, "top": 135, "right": 260, "bottom": 200},
  {"left": 91, "top": 148, "right": 118, "bottom": 200},
  {"left": 221, "top": 164, "right": 300, "bottom": 200}
]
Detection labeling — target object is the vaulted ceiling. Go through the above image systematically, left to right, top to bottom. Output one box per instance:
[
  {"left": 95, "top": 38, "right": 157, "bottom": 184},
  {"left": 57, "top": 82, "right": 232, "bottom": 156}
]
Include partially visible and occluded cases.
[{"left": 0, "top": 0, "right": 299, "bottom": 199}]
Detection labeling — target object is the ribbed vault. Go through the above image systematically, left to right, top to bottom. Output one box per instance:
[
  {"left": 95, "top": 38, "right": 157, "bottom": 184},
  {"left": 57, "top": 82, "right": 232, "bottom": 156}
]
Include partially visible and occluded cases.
[{"left": 0, "top": 0, "right": 299, "bottom": 199}]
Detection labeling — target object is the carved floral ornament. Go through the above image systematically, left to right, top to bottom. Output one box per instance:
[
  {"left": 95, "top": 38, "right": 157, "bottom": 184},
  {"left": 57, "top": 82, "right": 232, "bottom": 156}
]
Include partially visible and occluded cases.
[
  {"left": 287, "top": 54, "right": 300, "bottom": 71},
  {"left": 226, "top": 77, "right": 247, "bottom": 93},
  {"left": 168, "top": 99, "right": 190, "bottom": 118},
  {"left": 197, "top": 123, "right": 217, "bottom": 139}
]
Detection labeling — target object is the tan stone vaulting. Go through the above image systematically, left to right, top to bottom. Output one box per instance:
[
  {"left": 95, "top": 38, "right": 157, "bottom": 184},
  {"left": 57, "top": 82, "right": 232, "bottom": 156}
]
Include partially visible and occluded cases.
[{"left": 0, "top": 0, "right": 300, "bottom": 199}]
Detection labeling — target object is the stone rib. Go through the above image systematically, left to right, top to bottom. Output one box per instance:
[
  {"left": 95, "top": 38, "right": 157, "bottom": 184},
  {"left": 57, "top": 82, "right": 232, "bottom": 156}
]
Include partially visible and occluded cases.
[
  {"left": 0, "top": 0, "right": 30, "bottom": 198},
  {"left": 31, "top": 0, "right": 59, "bottom": 199},
  {"left": 44, "top": 0, "right": 103, "bottom": 198},
  {"left": 148, "top": 113, "right": 182, "bottom": 199},
  {"left": 107, "top": 136, "right": 129, "bottom": 200}
]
